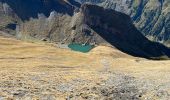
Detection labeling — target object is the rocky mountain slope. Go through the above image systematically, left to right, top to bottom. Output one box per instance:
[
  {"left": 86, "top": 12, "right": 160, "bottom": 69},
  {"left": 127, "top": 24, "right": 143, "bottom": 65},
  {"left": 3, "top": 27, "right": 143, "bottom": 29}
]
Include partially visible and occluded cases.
[
  {"left": 0, "top": 0, "right": 170, "bottom": 59},
  {"left": 0, "top": 0, "right": 80, "bottom": 20},
  {"left": 0, "top": 0, "right": 79, "bottom": 34},
  {"left": 75, "top": 0, "right": 170, "bottom": 45},
  {"left": 80, "top": 4, "right": 170, "bottom": 58}
]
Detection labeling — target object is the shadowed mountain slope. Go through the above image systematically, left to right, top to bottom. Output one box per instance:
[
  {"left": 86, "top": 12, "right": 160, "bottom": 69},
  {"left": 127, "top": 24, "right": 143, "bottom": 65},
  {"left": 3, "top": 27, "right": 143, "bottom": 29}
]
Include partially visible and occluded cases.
[
  {"left": 0, "top": 0, "right": 80, "bottom": 20},
  {"left": 76, "top": 0, "right": 170, "bottom": 45},
  {"left": 80, "top": 4, "right": 170, "bottom": 58}
]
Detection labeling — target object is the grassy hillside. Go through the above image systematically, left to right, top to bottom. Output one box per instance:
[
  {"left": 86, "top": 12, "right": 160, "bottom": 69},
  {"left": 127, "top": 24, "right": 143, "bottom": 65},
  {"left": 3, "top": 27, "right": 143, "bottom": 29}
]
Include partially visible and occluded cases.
[{"left": 1, "top": 32, "right": 170, "bottom": 99}]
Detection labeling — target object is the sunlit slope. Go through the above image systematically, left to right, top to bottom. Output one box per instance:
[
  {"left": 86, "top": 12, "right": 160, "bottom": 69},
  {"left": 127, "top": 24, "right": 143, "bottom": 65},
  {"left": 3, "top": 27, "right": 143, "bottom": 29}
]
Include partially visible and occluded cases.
[{"left": 0, "top": 35, "right": 170, "bottom": 99}]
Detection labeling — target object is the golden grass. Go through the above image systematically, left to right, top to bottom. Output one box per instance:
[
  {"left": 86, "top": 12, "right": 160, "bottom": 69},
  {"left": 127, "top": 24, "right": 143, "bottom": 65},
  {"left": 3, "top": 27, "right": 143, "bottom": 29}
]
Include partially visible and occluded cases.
[{"left": 0, "top": 35, "right": 170, "bottom": 99}]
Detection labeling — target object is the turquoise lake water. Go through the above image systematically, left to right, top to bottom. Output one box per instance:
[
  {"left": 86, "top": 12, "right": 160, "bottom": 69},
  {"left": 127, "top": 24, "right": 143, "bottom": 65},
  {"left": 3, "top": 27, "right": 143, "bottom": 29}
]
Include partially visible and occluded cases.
[{"left": 68, "top": 43, "right": 94, "bottom": 53}]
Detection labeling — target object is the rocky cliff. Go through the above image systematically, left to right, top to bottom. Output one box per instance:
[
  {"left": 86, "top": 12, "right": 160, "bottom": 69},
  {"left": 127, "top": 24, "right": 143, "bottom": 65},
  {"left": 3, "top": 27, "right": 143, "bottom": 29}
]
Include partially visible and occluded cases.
[
  {"left": 0, "top": 0, "right": 80, "bottom": 20},
  {"left": 75, "top": 0, "right": 170, "bottom": 45},
  {"left": 80, "top": 4, "right": 170, "bottom": 58}
]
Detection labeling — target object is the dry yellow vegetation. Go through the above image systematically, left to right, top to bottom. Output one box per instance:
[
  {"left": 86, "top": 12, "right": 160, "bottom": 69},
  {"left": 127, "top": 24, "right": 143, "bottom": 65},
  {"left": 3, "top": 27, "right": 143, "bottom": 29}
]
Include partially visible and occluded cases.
[{"left": 0, "top": 34, "right": 170, "bottom": 100}]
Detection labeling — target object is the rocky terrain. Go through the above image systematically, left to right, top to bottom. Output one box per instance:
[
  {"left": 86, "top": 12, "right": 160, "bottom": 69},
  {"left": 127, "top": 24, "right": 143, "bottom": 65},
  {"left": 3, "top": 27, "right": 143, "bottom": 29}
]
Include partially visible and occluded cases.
[
  {"left": 0, "top": 0, "right": 169, "bottom": 59},
  {"left": 75, "top": 0, "right": 170, "bottom": 45},
  {"left": 80, "top": 4, "right": 170, "bottom": 58},
  {"left": 1, "top": 31, "right": 170, "bottom": 99}
]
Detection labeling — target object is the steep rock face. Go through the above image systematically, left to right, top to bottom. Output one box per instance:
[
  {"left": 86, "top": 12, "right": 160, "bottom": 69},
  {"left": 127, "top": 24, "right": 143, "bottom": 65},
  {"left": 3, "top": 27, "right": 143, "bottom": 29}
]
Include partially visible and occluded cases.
[
  {"left": 0, "top": 0, "right": 80, "bottom": 20},
  {"left": 0, "top": 0, "right": 80, "bottom": 35},
  {"left": 75, "top": 0, "right": 170, "bottom": 45},
  {"left": 0, "top": 2, "right": 18, "bottom": 33},
  {"left": 0, "top": 2, "right": 12, "bottom": 27},
  {"left": 80, "top": 4, "right": 170, "bottom": 58},
  {"left": 17, "top": 8, "right": 104, "bottom": 44},
  {"left": 17, "top": 12, "right": 73, "bottom": 42}
]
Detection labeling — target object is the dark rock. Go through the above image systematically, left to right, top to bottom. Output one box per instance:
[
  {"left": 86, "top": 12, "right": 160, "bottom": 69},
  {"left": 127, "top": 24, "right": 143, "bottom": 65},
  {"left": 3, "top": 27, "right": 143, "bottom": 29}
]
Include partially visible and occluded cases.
[{"left": 75, "top": 0, "right": 170, "bottom": 45}]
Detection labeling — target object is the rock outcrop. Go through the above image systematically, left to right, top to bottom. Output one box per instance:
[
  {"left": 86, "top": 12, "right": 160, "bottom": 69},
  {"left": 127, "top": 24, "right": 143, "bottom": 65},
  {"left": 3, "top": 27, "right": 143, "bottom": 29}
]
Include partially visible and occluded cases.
[
  {"left": 0, "top": 0, "right": 80, "bottom": 20},
  {"left": 75, "top": 0, "right": 170, "bottom": 45},
  {"left": 80, "top": 4, "right": 170, "bottom": 58}
]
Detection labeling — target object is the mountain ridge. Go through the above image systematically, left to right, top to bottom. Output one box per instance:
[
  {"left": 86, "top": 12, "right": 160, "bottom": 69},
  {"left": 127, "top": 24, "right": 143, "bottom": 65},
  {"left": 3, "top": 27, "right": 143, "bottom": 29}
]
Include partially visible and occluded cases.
[
  {"left": 0, "top": 0, "right": 170, "bottom": 59},
  {"left": 0, "top": 0, "right": 80, "bottom": 20},
  {"left": 75, "top": 0, "right": 170, "bottom": 45}
]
